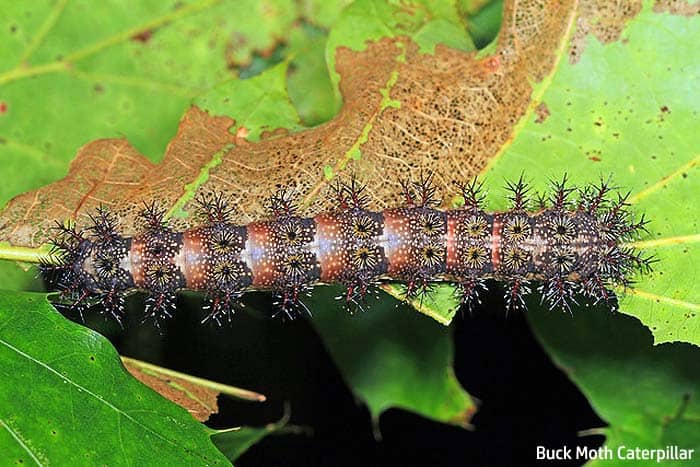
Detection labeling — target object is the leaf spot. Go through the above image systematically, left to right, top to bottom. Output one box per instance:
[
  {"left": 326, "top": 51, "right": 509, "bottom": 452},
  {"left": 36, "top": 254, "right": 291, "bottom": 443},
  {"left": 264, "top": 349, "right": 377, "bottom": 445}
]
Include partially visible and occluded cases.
[
  {"left": 131, "top": 29, "right": 154, "bottom": 43},
  {"left": 534, "top": 102, "right": 550, "bottom": 123}
]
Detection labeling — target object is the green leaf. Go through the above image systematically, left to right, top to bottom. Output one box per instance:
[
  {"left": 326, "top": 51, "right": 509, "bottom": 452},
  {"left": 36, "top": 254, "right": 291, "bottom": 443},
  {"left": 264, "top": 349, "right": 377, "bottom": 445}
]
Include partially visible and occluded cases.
[
  {"left": 298, "top": 0, "right": 355, "bottom": 29},
  {"left": 326, "top": 0, "right": 475, "bottom": 93},
  {"left": 463, "top": 0, "right": 503, "bottom": 49},
  {"left": 484, "top": 3, "right": 700, "bottom": 345},
  {"left": 198, "top": 20, "right": 342, "bottom": 131},
  {"left": 286, "top": 24, "right": 341, "bottom": 126},
  {"left": 195, "top": 61, "right": 302, "bottom": 142},
  {"left": 0, "top": 261, "right": 43, "bottom": 295},
  {"left": 382, "top": 283, "right": 461, "bottom": 325},
  {"left": 309, "top": 287, "right": 474, "bottom": 427},
  {"left": 0, "top": 291, "right": 230, "bottom": 465},
  {"left": 528, "top": 307, "right": 700, "bottom": 466},
  {"left": 211, "top": 413, "right": 290, "bottom": 464},
  {"left": 212, "top": 427, "right": 273, "bottom": 463}
]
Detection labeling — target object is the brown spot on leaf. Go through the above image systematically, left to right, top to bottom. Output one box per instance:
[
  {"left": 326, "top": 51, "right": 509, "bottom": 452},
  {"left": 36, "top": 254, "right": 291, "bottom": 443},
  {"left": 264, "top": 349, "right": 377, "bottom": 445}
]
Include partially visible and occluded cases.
[
  {"left": 0, "top": 0, "right": 581, "bottom": 246},
  {"left": 654, "top": 0, "right": 700, "bottom": 16},
  {"left": 569, "top": 1, "right": 643, "bottom": 64},
  {"left": 131, "top": 29, "right": 154, "bottom": 43},
  {"left": 224, "top": 31, "right": 288, "bottom": 70},
  {"left": 226, "top": 32, "right": 248, "bottom": 66},
  {"left": 480, "top": 55, "right": 501, "bottom": 74},
  {"left": 0, "top": 102, "right": 7, "bottom": 114},
  {"left": 534, "top": 102, "right": 550, "bottom": 123},
  {"left": 660, "top": 105, "right": 670, "bottom": 113},
  {"left": 589, "top": 156, "right": 601, "bottom": 162},
  {"left": 124, "top": 360, "right": 219, "bottom": 422},
  {"left": 448, "top": 401, "right": 477, "bottom": 429}
]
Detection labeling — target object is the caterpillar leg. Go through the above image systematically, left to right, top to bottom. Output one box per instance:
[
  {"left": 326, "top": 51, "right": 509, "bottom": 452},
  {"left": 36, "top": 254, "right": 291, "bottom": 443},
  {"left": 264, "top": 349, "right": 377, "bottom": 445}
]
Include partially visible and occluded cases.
[
  {"left": 457, "top": 277, "right": 487, "bottom": 312},
  {"left": 538, "top": 277, "right": 578, "bottom": 313},
  {"left": 504, "top": 278, "right": 531, "bottom": 312},
  {"left": 272, "top": 285, "right": 312, "bottom": 320},
  {"left": 202, "top": 290, "right": 243, "bottom": 325}
]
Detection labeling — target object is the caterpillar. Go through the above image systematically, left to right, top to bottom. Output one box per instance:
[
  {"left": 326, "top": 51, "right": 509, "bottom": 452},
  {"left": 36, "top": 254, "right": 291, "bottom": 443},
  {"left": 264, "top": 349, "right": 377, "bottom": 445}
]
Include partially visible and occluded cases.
[{"left": 41, "top": 175, "right": 653, "bottom": 325}]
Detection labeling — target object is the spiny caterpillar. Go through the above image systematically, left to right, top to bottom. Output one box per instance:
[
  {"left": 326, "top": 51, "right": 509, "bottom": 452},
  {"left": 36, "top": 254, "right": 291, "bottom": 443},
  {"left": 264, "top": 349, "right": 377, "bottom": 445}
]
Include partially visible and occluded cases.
[{"left": 41, "top": 175, "right": 653, "bottom": 325}]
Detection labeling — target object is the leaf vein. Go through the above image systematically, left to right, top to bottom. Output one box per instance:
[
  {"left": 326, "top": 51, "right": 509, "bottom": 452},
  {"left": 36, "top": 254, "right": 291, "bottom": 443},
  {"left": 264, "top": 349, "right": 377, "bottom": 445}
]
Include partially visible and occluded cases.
[
  {"left": 16, "top": 0, "right": 69, "bottom": 66},
  {"left": 629, "top": 153, "right": 700, "bottom": 204},
  {"left": 0, "top": 338, "right": 205, "bottom": 459},
  {"left": 0, "top": 418, "right": 44, "bottom": 466}
]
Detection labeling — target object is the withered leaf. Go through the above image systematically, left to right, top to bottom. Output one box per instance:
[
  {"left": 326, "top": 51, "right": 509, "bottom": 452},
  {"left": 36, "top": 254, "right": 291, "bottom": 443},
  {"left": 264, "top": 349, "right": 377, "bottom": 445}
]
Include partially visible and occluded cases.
[{"left": 122, "top": 357, "right": 228, "bottom": 423}]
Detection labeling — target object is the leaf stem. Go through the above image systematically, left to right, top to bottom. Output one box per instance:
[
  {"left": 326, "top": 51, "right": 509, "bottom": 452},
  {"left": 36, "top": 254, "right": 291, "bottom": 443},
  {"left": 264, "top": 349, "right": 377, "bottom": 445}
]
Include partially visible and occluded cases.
[
  {"left": 626, "top": 234, "right": 700, "bottom": 250},
  {"left": 0, "top": 243, "right": 54, "bottom": 264},
  {"left": 120, "top": 356, "right": 267, "bottom": 402},
  {"left": 577, "top": 427, "right": 607, "bottom": 437}
]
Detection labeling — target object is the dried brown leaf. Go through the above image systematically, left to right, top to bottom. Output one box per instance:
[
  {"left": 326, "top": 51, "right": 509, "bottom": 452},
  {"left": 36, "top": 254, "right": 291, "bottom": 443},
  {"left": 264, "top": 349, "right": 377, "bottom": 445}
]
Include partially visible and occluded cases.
[{"left": 123, "top": 359, "right": 220, "bottom": 422}]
